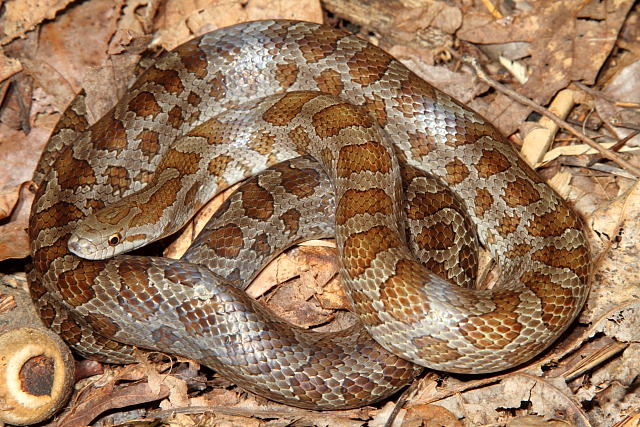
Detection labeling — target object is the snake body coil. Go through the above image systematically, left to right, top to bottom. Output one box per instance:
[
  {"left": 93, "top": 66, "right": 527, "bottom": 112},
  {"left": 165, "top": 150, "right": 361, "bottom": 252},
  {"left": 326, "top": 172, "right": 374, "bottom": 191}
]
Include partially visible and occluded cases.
[{"left": 29, "top": 20, "right": 591, "bottom": 409}]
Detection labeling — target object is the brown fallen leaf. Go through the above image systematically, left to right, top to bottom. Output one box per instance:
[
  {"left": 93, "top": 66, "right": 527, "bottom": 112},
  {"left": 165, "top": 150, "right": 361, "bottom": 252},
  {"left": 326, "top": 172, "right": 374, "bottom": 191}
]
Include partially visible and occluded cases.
[
  {"left": 1, "top": 0, "right": 75, "bottom": 44},
  {"left": 586, "top": 180, "right": 640, "bottom": 322},
  {"left": 0, "top": 181, "right": 34, "bottom": 261},
  {"left": 0, "top": 182, "right": 21, "bottom": 220},
  {"left": 402, "top": 403, "right": 463, "bottom": 427}
]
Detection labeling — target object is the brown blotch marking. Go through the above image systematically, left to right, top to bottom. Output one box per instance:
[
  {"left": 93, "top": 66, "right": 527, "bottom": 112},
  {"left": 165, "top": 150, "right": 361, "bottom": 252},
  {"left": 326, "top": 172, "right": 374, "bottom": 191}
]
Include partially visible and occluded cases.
[
  {"left": 297, "top": 28, "right": 341, "bottom": 62},
  {"left": 177, "top": 38, "right": 209, "bottom": 78},
  {"left": 213, "top": 40, "right": 240, "bottom": 62},
  {"left": 347, "top": 44, "right": 393, "bottom": 86},
  {"left": 274, "top": 63, "right": 299, "bottom": 89},
  {"left": 132, "top": 66, "right": 184, "bottom": 95},
  {"left": 152, "top": 68, "right": 184, "bottom": 94},
  {"left": 314, "top": 69, "right": 343, "bottom": 95},
  {"left": 207, "top": 71, "right": 227, "bottom": 101},
  {"left": 396, "top": 73, "right": 437, "bottom": 118},
  {"left": 187, "top": 90, "right": 201, "bottom": 107},
  {"left": 127, "top": 91, "right": 162, "bottom": 118},
  {"left": 186, "top": 92, "right": 202, "bottom": 125},
  {"left": 263, "top": 92, "right": 321, "bottom": 126},
  {"left": 362, "top": 95, "right": 388, "bottom": 127},
  {"left": 312, "top": 103, "right": 373, "bottom": 139},
  {"left": 55, "top": 104, "right": 88, "bottom": 134},
  {"left": 167, "top": 105, "right": 184, "bottom": 129},
  {"left": 92, "top": 117, "right": 128, "bottom": 151},
  {"left": 187, "top": 118, "right": 226, "bottom": 145},
  {"left": 444, "top": 123, "right": 484, "bottom": 148},
  {"left": 288, "top": 126, "right": 312, "bottom": 153},
  {"left": 137, "top": 130, "right": 161, "bottom": 158},
  {"left": 249, "top": 130, "right": 276, "bottom": 155},
  {"left": 406, "top": 130, "right": 436, "bottom": 159},
  {"left": 336, "top": 141, "right": 392, "bottom": 178},
  {"left": 320, "top": 147, "right": 334, "bottom": 168},
  {"left": 158, "top": 148, "right": 201, "bottom": 176},
  {"left": 54, "top": 149, "right": 97, "bottom": 190},
  {"left": 476, "top": 149, "right": 511, "bottom": 178},
  {"left": 208, "top": 154, "right": 233, "bottom": 177},
  {"left": 517, "top": 156, "right": 545, "bottom": 183},
  {"left": 444, "top": 158, "right": 470, "bottom": 185},
  {"left": 280, "top": 162, "right": 322, "bottom": 198},
  {"left": 400, "top": 162, "right": 423, "bottom": 182},
  {"left": 104, "top": 166, "right": 130, "bottom": 193},
  {"left": 136, "top": 170, "right": 154, "bottom": 187},
  {"left": 130, "top": 177, "right": 183, "bottom": 227},
  {"left": 501, "top": 178, "right": 541, "bottom": 207},
  {"left": 183, "top": 181, "right": 201, "bottom": 209},
  {"left": 241, "top": 181, "right": 274, "bottom": 220},
  {"left": 405, "top": 187, "right": 457, "bottom": 219},
  {"left": 474, "top": 187, "right": 494, "bottom": 217},
  {"left": 336, "top": 189, "right": 394, "bottom": 225},
  {"left": 85, "top": 198, "right": 106, "bottom": 212},
  {"left": 29, "top": 199, "right": 73, "bottom": 230},
  {"left": 30, "top": 202, "right": 85, "bottom": 268},
  {"left": 95, "top": 203, "right": 133, "bottom": 226},
  {"left": 526, "top": 203, "right": 580, "bottom": 238},
  {"left": 279, "top": 208, "right": 301, "bottom": 233},
  {"left": 496, "top": 212, "right": 520, "bottom": 235},
  {"left": 415, "top": 221, "right": 456, "bottom": 251},
  {"left": 208, "top": 224, "right": 244, "bottom": 258},
  {"left": 342, "top": 225, "right": 402, "bottom": 278},
  {"left": 124, "top": 233, "right": 147, "bottom": 244},
  {"left": 250, "top": 233, "right": 272, "bottom": 258},
  {"left": 504, "top": 243, "right": 532, "bottom": 259},
  {"left": 455, "top": 244, "right": 478, "bottom": 286},
  {"left": 31, "top": 245, "right": 64, "bottom": 275},
  {"left": 531, "top": 245, "right": 591, "bottom": 281},
  {"left": 379, "top": 259, "right": 429, "bottom": 322},
  {"left": 420, "top": 259, "right": 448, "bottom": 282},
  {"left": 116, "top": 262, "right": 163, "bottom": 321},
  {"left": 163, "top": 263, "right": 205, "bottom": 288},
  {"left": 57, "top": 265, "right": 100, "bottom": 307},
  {"left": 520, "top": 271, "right": 578, "bottom": 331},
  {"left": 28, "top": 278, "right": 47, "bottom": 300},
  {"left": 458, "top": 289, "right": 524, "bottom": 349},
  {"left": 349, "top": 293, "right": 383, "bottom": 327},
  {"left": 177, "top": 300, "right": 205, "bottom": 336},
  {"left": 84, "top": 313, "right": 122, "bottom": 339},
  {"left": 57, "top": 316, "right": 83, "bottom": 346},
  {"left": 152, "top": 328, "right": 181, "bottom": 348},
  {"left": 79, "top": 330, "right": 127, "bottom": 354},
  {"left": 410, "top": 334, "right": 464, "bottom": 364}
]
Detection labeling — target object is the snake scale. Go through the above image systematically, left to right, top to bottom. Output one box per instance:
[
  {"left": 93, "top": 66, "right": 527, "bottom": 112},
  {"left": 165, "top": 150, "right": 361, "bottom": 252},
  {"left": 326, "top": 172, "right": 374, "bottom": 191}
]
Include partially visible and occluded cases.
[{"left": 29, "top": 20, "right": 591, "bottom": 409}]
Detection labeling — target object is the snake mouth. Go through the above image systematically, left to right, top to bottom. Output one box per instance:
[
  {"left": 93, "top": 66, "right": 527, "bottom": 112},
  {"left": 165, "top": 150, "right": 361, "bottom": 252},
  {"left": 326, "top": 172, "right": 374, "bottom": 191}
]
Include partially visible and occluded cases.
[{"left": 68, "top": 235, "right": 97, "bottom": 259}]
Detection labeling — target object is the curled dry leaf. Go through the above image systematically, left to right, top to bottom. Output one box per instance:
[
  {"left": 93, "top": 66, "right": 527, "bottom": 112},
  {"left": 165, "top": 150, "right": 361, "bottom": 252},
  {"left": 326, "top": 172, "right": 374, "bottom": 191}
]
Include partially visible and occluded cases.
[{"left": 586, "top": 181, "right": 640, "bottom": 322}]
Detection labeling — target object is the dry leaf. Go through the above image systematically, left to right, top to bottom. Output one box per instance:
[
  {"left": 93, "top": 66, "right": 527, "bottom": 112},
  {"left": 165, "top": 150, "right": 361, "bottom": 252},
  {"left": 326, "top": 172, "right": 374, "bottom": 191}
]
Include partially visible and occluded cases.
[{"left": 1, "top": 0, "right": 75, "bottom": 43}]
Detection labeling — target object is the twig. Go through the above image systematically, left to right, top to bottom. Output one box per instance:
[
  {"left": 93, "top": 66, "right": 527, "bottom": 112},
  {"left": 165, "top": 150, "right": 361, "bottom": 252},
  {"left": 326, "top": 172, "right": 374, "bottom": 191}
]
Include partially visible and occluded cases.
[{"left": 462, "top": 55, "right": 640, "bottom": 178}]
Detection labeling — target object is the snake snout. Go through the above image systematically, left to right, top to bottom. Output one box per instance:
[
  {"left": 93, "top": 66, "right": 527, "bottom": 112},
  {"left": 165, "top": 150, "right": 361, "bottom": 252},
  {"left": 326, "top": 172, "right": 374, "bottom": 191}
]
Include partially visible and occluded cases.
[{"left": 68, "top": 234, "right": 99, "bottom": 259}]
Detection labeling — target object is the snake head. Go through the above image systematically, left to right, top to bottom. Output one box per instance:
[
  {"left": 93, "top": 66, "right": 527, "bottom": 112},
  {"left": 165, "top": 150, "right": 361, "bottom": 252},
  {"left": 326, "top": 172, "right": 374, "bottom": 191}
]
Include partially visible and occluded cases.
[{"left": 68, "top": 204, "right": 147, "bottom": 260}]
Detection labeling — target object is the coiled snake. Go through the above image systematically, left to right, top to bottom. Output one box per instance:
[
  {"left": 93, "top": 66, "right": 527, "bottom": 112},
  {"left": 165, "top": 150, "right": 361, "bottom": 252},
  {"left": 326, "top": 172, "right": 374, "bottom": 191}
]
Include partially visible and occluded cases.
[{"left": 29, "top": 20, "right": 591, "bottom": 410}]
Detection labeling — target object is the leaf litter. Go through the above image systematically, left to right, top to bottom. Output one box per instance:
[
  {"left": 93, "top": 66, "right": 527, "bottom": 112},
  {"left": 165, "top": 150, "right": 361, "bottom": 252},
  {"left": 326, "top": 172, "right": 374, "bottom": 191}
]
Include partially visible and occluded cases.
[{"left": 1, "top": 0, "right": 639, "bottom": 425}]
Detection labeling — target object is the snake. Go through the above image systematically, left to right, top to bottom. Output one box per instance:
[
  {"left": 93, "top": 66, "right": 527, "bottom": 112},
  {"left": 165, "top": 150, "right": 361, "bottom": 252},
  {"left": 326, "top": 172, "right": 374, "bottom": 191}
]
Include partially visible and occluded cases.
[{"left": 28, "top": 20, "right": 591, "bottom": 410}]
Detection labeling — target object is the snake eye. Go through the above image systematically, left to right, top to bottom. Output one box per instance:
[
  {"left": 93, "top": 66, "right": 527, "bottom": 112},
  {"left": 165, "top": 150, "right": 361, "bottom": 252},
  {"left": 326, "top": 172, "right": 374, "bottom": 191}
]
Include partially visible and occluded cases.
[{"left": 108, "top": 233, "right": 122, "bottom": 246}]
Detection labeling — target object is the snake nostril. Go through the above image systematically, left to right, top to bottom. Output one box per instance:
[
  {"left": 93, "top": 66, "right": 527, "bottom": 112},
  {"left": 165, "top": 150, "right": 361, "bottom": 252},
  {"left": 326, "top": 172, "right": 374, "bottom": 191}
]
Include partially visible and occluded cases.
[
  {"left": 68, "top": 237, "right": 92, "bottom": 258},
  {"left": 67, "top": 240, "right": 81, "bottom": 255}
]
